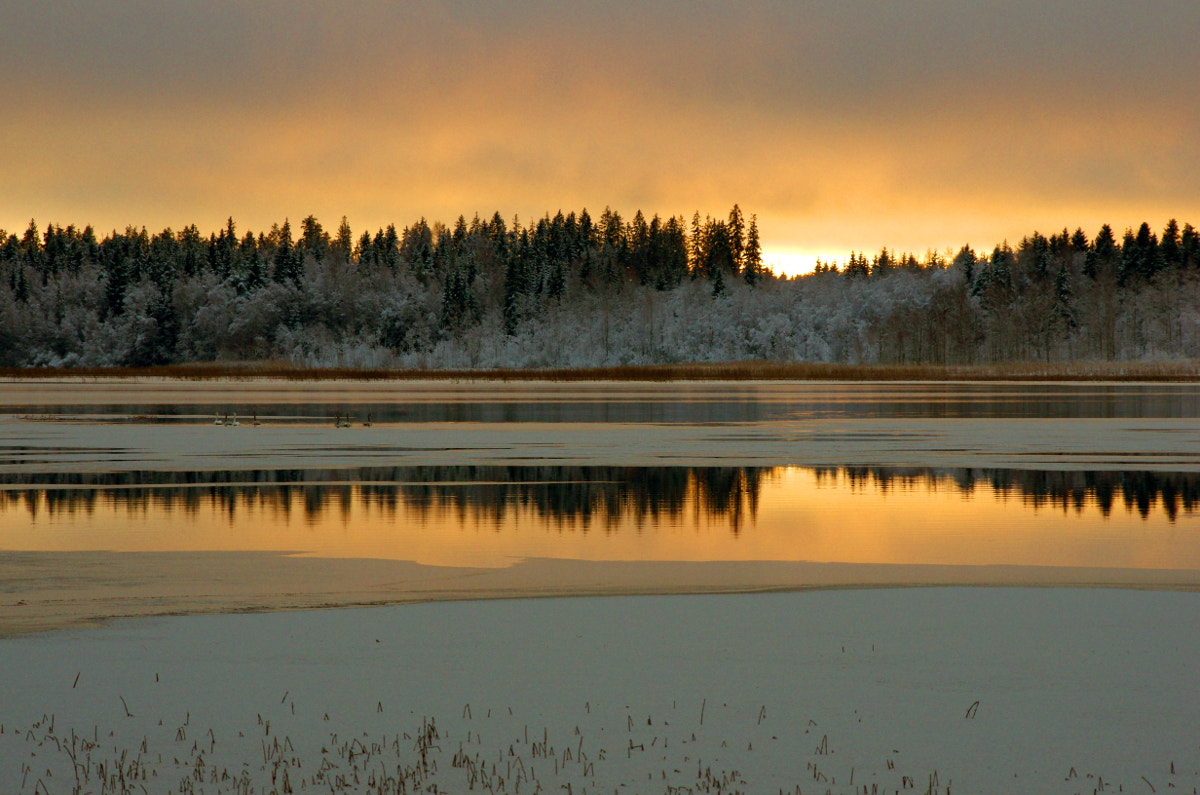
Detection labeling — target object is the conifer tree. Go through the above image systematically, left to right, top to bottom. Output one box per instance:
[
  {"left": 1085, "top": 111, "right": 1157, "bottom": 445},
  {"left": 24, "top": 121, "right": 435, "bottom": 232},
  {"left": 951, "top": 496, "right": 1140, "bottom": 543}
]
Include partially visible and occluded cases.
[
  {"left": 727, "top": 204, "right": 745, "bottom": 275},
  {"left": 743, "top": 214, "right": 762, "bottom": 286},
  {"left": 300, "top": 215, "right": 329, "bottom": 264},
  {"left": 334, "top": 217, "right": 353, "bottom": 264},
  {"left": 20, "top": 219, "right": 42, "bottom": 271},
  {"left": 272, "top": 219, "right": 297, "bottom": 282},
  {"left": 1161, "top": 219, "right": 1182, "bottom": 269},
  {"left": 1181, "top": 223, "right": 1199, "bottom": 269},
  {"left": 1085, "top": 224, "right": 1117, "bottom": 280},
  {"left": 179, "top": 225, "right": 204, "bottom": 276},
  {"left": 241, "top": 232, "right": 265, "bottom": 291},
  {"left": 952, "top": 245, "right": 976, "bottom": 287},
  {"left": 872, "top": 248, "right": 893, "bottom": 277},
  {"left": 1052, "top": 263, "right": 1077, "bottom": 329}
]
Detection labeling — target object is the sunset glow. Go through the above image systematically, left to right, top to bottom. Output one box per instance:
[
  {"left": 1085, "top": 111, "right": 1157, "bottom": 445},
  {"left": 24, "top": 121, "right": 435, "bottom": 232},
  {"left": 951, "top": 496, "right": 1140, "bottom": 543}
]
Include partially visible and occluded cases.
[
  {"left": 3, "top": 1, "right": 1198, "bottom": 263},
  {"left": 762, "top": 249, "right": 849, "bottom": 277},
  {"left": 2, "top": 469, "right": 1193, "bottom": 571}
]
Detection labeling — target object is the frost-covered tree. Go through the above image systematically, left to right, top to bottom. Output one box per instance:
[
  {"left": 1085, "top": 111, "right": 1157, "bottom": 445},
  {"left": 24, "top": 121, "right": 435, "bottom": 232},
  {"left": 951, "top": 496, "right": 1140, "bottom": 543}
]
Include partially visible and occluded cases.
[{"left": 2, "top": 211, "right": 1198, "bottom": 369}]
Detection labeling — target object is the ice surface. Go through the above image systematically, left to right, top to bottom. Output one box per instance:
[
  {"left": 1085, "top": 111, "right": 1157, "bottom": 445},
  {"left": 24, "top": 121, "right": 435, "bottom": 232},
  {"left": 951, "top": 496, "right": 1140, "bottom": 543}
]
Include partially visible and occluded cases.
[{"left": 1, "top": 588, "right": 1197, "bottom": 794}]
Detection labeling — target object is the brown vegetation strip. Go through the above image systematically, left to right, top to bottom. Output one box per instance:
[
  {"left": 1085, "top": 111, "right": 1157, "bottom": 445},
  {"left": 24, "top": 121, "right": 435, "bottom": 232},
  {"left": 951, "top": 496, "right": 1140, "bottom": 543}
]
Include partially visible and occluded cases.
[{"left": 1, "top": 360, "right": 1199, "bottom": 382}]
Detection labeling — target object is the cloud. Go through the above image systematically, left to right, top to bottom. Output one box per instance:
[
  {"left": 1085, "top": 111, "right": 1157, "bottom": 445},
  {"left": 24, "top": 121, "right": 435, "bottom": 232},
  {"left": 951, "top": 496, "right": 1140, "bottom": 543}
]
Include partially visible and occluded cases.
[{"left": 3, "top": 0, "right": 1198, "bottom": 255}]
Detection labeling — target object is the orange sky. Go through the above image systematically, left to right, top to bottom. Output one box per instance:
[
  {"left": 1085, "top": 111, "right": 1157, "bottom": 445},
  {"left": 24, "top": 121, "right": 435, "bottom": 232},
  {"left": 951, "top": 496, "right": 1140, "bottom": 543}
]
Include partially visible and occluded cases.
[{"left": 3, "top": 1, "right": 1198, "bottom": 274}]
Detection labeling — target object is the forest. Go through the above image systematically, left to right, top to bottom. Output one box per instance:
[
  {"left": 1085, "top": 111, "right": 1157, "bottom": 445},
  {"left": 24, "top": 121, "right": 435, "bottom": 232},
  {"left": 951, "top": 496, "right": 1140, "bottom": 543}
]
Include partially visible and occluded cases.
[{"left": 1, "top": 207, "right": 1198, "bottom": 369}]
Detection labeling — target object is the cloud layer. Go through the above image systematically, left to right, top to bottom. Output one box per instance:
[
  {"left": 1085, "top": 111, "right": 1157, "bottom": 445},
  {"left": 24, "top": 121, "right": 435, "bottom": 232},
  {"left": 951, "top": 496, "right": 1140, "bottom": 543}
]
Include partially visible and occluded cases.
[{"left": 4, "top": 0, "right": 1198, "bottom": 264}]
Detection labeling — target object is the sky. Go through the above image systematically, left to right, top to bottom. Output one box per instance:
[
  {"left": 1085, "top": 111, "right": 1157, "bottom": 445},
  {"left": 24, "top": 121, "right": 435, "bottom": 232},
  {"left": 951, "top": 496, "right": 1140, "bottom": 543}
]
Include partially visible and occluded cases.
[{"left": 3, "top": 0, "right": 1198, "bottom": 275}]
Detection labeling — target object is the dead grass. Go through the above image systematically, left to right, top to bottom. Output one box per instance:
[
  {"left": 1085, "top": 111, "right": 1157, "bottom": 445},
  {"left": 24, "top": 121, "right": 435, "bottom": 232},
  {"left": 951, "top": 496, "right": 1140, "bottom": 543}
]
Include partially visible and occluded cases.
[{"left": 0, "top": 360, "right": 1198, "bottom": 382}]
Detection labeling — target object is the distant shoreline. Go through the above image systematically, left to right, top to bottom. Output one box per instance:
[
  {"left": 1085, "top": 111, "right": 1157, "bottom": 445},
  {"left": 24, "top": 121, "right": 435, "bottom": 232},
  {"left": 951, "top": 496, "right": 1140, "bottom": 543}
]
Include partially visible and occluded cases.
[{"left": 2, "top": 360, "right": 1199, "bottom": 382}]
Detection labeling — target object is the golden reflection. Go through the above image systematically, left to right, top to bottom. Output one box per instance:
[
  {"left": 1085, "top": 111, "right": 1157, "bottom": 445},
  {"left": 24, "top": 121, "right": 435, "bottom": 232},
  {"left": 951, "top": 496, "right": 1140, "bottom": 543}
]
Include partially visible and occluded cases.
[{"left": 0, "top": 466, "right": 1196, "bottom": 570}]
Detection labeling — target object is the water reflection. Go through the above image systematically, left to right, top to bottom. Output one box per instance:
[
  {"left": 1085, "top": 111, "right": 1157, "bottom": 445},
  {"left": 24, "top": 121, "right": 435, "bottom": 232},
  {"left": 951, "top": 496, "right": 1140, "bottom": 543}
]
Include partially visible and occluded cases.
[
  {"left": 2, "top": 466, "right": 1197, "bottom": 528},
  {"left": 0, "top": 467, "right": 766, "bottom": 533},
  {"left": 821, "top": 467, "right": 1200, "bottom": 521}
]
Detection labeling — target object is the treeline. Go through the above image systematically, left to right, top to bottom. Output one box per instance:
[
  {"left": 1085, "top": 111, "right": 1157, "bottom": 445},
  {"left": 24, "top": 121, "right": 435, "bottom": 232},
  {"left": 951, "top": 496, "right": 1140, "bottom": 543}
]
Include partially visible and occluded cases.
[
  {"left": 0, "top": 209, "right": 1197, "bottom": 368},
  {"left": 822, "top": 221, "right": 1200, "bottom": 363}
]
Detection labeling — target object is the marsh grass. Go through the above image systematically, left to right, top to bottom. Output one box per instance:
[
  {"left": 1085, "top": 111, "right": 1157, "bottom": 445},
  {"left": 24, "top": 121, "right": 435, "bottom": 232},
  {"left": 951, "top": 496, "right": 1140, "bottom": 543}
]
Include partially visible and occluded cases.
[
  {"left": 2, "top": 359, "right": 1199, "bottom": 382},
  {"left": 6, "top": 693, "right": 1175, "bottom": 795}
]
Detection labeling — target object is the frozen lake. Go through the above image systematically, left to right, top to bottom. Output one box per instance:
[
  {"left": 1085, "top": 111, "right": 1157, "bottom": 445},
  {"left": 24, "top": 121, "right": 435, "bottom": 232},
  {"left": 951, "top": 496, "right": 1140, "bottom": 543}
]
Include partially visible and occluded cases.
[
  {"left": 2, "top": 378, "right": 1199, "bottom": 793},
  {"left": 2, "top": 378, "right": 1199, "bottom": 634}
]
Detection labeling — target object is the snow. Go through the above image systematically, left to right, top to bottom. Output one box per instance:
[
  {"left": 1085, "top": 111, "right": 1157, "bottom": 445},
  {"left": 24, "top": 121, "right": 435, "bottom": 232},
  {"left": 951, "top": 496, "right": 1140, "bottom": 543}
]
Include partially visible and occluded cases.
[{"left": 2, "top": 588, "right": 1197, "bottom": 794}]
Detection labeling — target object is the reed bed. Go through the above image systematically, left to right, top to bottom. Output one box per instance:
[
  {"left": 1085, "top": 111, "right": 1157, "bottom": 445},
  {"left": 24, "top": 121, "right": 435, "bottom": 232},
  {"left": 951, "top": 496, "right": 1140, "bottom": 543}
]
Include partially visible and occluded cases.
[
  {"left": 2, "top": 359, "right": 1200, "bottom": 382},
  {"left": 5, "top": 590, "right": 1196, "bottom": 794},
  {"left": 7, "top": 691, "right": 1184, "bottom": 794},
  {"left": 8, "top": 693, "right": 1126, "bottom": 795}
]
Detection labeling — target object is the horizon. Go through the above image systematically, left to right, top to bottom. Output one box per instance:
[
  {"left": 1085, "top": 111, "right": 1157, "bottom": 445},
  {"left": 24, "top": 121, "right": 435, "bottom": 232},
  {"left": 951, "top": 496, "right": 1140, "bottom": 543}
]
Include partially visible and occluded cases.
[{"left": 3, "top": 209, "right": 1192, "bottom": 280}]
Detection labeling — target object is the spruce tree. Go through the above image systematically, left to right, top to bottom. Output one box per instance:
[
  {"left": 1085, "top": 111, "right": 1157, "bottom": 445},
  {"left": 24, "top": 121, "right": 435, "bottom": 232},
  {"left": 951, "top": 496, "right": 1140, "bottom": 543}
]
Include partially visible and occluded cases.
[
  {"left": 727, "top": 204, "right": 745, "bottom": 275},
  {"left": 742, "top": 214, "right": 762, "bottom": 286},
  {"left": 300, "top": 215, "right": 328, "bottom": 264},
  {"left": 334, "top": 217, "right": 353, "bottom": 264},
  {"left": 272, "top": 219, "right": 297, "bottom": 282},
  {"left": 1161, "top": 219, "right": 1182, "bottom": 269},
  {"left": 1181, "top": 223, "right": 1199, "bottom": 269},
  {"left": 1085, "top": 224, "right": 1117, "bottom": 280}
]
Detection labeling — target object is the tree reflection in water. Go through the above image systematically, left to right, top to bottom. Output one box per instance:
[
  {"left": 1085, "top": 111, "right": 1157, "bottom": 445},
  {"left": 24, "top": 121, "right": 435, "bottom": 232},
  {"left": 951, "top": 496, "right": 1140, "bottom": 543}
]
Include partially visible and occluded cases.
[{"left": 1, "top": 466, "right": 1197, "bottom": 529}]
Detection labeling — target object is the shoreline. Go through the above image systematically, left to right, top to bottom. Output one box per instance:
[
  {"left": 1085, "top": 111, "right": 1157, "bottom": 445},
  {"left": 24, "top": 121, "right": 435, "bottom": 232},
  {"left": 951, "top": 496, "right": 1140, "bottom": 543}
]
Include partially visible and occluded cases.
[
  {"left": 3, "top": 359, "right": 1200, "bottom": 382},
  {"left": 4, "top": 550, "right": 1200, "bottom": 638}
]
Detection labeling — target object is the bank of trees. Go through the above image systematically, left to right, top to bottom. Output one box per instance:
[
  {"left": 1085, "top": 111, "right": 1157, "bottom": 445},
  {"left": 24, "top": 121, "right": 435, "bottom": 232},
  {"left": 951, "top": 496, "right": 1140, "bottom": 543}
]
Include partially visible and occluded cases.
[{"left": 0, "top": 208, "right": 1197, "bottom": 368}]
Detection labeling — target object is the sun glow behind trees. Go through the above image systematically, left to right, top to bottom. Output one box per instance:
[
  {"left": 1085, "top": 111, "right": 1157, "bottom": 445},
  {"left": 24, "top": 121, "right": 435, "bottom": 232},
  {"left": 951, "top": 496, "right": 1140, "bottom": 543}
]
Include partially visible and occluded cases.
[
  {"left": 1, "top": 209, "right": 1199, "bottom": 369},
  {"left": 762, "top": 250, "right": 848, "bottom": 278}
]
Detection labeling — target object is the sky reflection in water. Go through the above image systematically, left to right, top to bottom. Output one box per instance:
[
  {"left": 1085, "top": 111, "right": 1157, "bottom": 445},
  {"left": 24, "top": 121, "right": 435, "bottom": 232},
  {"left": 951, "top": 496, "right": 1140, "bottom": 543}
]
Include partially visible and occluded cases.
[{"left": 2, "top": 465, "right": 1196, "bottom": 570}]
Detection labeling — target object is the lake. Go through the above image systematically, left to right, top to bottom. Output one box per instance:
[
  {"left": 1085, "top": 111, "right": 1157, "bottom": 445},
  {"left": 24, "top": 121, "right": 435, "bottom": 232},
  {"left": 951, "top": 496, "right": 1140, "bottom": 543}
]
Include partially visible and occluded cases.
[
  {"left": 4, "top": 378, "right": 1200, "bottom": 794},
  {"left": 2, "top": 379, "right": 1199, "bottom": 634}
]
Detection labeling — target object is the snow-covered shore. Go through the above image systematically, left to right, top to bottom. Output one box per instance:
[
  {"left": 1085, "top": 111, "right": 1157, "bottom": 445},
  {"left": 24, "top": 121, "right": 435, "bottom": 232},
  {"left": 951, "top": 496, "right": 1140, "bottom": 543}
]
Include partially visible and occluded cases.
[{"left": 3, "top": 588, "right": 1197, "bottom": 794}]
